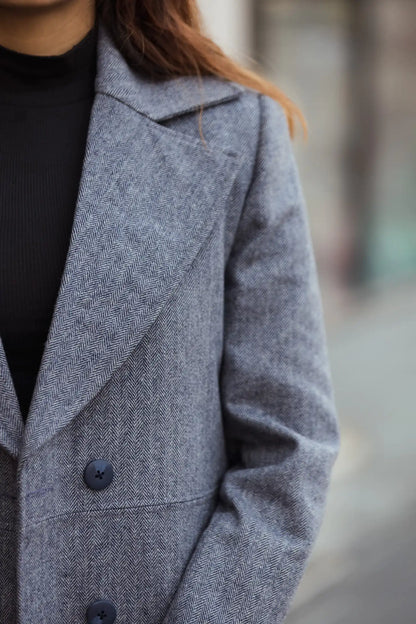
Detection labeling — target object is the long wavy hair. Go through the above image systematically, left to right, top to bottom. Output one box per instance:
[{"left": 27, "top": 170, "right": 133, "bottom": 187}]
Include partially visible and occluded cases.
[{"left": 95, "top": 0, "right": 308, "bottom": 142}]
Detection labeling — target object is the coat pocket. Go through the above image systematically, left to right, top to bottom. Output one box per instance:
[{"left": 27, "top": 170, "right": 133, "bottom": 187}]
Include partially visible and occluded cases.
[{"left": 19, "top": 487, "right": 219, "bottom": 624}]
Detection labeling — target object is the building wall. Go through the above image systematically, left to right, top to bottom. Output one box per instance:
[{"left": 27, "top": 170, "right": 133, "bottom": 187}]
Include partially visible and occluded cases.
[{"left": 197, "top": 0, "right": 253, "bottom": 63}]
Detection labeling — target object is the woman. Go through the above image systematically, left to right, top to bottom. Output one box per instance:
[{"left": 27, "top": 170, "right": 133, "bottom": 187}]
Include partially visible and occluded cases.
[{"left": 0, "top": 1, "right": 340, "bottom": 623}]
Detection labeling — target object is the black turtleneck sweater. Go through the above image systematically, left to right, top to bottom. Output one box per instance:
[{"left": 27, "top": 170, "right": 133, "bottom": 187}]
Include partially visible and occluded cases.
[{"left": 0, "top": 22, "right": 98, "bottom": 422}]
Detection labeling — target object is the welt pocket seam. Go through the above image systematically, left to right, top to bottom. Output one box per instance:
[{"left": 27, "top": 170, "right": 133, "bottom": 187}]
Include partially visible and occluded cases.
[{"left": 25, "top": 485, "right": 220, "bottom": 527}]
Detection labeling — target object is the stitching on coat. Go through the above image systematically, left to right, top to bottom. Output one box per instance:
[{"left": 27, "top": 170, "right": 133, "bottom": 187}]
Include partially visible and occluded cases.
[{"left": 25, "top": 485, "right": 220, "bottom": 527}]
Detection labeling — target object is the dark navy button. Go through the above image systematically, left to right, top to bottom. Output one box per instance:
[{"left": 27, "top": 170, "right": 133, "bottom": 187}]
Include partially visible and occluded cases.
[
  {"left": 83, "top": 459, "right": 114, "bottom": 490},
  {"left": 86, "top": 598, "right": 117, "bottom": 623}
]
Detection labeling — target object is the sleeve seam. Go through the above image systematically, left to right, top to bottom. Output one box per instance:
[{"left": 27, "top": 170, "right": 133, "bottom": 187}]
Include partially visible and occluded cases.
[{"left": 224, "top": 91, "right": 264, "bottom": 267}]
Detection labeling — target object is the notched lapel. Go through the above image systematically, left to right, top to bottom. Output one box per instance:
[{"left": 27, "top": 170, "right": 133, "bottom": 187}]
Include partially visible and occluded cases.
[{"left": 21, "top": 90, "right": 242, "bottom": 463}]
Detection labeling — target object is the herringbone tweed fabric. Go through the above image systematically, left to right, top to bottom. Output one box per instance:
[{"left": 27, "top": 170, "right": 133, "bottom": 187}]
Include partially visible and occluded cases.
[{"left": 0, "top": 15, "right": 340, "bottom": 624}]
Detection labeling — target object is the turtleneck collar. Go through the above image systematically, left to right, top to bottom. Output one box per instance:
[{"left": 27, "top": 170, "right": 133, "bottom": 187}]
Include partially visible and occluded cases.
[{"left": 0, "top": 19, "right": 98, "bottom": 104}]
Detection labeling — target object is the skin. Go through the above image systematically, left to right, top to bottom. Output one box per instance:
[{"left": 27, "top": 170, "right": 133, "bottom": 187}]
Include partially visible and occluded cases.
[{"left": 0, "top": 0, "right": 95, "bottom": 55}]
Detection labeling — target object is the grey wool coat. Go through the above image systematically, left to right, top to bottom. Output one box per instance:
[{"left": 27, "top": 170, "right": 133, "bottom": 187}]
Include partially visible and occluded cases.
[{"left": 0, "top": 15, "right": 340, "bottom": 624}]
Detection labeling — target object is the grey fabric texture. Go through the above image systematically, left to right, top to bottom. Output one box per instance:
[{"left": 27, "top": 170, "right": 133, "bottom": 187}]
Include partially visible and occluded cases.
[{"left": 0, "top": 15, "right": 340, "bottom": 624}]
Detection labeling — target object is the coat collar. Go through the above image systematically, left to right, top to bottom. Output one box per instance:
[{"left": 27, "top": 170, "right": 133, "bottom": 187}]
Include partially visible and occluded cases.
[
  {"left": 0, "top": 15, "right": 244, "bottom": 463},
  {"left": 94, "top": 15, "right": 244, "bottom": 122}
]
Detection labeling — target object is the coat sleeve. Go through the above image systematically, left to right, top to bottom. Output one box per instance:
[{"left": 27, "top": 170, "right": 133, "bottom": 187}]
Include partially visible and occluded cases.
[{"left": 160, "top": 92, "right": 341, "bottom": 624}]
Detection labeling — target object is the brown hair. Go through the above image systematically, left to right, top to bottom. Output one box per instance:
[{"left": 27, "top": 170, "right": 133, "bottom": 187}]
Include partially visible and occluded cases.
[{"left": 95, "top": 0, "right": 308, "bottom": 141}]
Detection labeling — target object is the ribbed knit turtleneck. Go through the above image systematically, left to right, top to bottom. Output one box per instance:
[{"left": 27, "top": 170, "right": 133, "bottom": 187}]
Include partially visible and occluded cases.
[{"left": 0, "top": 21, "right": 98, "bottom": 423}]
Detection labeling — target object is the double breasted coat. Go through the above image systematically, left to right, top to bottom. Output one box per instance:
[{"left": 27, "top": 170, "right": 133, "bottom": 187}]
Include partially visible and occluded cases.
[{"left": 0, "top": 16, "right": 340, "bottom": 624}]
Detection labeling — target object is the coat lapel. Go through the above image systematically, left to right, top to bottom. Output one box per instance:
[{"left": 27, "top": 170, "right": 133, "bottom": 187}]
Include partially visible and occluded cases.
[
  {"left": 12, "top": 16, "right": 244, "bottom": 463},
  {"left": 0, "top": 341, "right": 24, "bottom": 459}
]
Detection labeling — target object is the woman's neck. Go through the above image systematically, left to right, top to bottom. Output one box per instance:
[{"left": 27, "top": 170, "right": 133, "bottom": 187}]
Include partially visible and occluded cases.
[{"left": 0, "top": 0, "right": 95, "bottom": 56}]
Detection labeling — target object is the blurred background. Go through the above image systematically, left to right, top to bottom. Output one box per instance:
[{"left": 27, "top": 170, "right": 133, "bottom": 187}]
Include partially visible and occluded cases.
[{"left": 198, "top": 1, "right": 415, "bottom": 622}]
